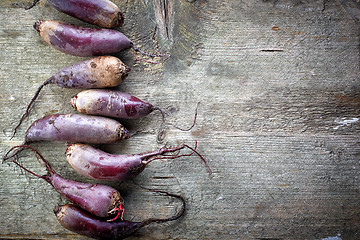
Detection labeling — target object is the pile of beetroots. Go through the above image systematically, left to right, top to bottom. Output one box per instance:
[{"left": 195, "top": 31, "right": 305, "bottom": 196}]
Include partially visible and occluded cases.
[{"left": 4, "top": 0, "right": 212, "bottom": 239}]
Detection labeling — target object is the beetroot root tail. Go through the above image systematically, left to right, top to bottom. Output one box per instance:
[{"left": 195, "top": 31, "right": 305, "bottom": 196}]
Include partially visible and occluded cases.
[
  {"left": 25, "top": 0, "right": 41, "bottom": 10},
  {"left": 11, "top": 79, "right": 52, "bottom": 140},
  {"left": 167, "top": 102, "right": 200, "bottom": 132},
  {"left": 144, "top": 141, "right": 212, "bottom": 174},
  {"left": 184, "top": 142, "right": 212, "bottom": 174},
  {"left": 5, "top": 145, "right": 55, "bottom": 177},
  {"left": 132, "top": 184, "right": 186, "bottom": 226},
  {"left": 107, "top": 204, "right": 125, "bottom": 222}
]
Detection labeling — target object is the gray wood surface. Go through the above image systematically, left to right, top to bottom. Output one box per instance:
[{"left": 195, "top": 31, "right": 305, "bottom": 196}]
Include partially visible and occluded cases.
[{"left": 1, "top": 0, "right": 360, "bottom": 239}]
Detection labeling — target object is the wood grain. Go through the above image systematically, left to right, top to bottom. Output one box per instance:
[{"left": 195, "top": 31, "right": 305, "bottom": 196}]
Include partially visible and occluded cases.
[{"left": 0, "top": 0, "right": 360, "bottom": 239}]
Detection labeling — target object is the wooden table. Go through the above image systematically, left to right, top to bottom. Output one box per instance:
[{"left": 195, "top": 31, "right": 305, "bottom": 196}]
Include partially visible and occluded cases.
[{"left": 1, "top": 0, "right": 359, "bottom": 239}]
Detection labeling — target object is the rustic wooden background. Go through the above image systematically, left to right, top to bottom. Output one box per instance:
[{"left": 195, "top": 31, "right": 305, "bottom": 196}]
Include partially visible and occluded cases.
[{"left": 1, "top": 0, "right": 360, "bottom": 239}]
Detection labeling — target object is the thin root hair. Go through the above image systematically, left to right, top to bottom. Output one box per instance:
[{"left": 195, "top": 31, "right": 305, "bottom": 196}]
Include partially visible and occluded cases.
[
  {"left": 25, "top": 0, "right": 40, "bottom": 10},
  {"left": 8, "top": 145, "right": 55, "bottom": 178}
]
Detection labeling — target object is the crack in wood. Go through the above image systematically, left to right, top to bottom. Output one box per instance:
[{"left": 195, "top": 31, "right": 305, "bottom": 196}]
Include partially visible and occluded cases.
[
  {"left": 154, "top": 0, "right": 173, "bottom": 42},
  {"left": 163, "top": 0, "right": 169, "bottom": 39},
  {"left": 260, "top": 49, "right": 285, "bottom": 52},
  {"left": 260, "top": 49, "right": 284, "bottom": 52},
  {"left": 151, "top": 176, "right": 176, "bottom": 179}
]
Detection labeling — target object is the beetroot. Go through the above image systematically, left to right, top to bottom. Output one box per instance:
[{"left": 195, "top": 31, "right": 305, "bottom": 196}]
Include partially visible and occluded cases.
[
  {"left": 26, "top": 0, "right": 124, "bottom": 28},
  {"left": 34, "top": 20, "right": 168, "bottom": 60},
  {"left": 34, "top": 20, "right": 131, "bottom": 57},
  {"left": 44, "top": 56, "right": 129, "bottom": 89},
  {"left": 70, "top": 89, "right": 156, "bottom": 119},
  {"left": 71, "top": 90, "right": 201, "bottom": 132},
  {"left": 4, "top": 114, "right": 129, "bottom": 161},
  {"left": 24, "top": 114, "right": 129, "bottom": 144},
  {"left": 65, "top": 142, "right": 212, "bottom": 181}
]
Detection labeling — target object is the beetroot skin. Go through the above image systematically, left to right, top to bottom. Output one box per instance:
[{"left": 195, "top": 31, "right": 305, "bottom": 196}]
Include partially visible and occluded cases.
[
  {"left": 27, "top": 0, "right": 124, "bottom": 28},
  {"left": 48, "top": 0, "right": 124, "bottom": 28},
  {"left": 34, "top": 20, "right": 132, "bottom": 57},
  {"left": 71, "top": 89, "right": 154, "bottom": 119},
  {"left": 25, "top": 114, "right": 129, "bottom": 144}
]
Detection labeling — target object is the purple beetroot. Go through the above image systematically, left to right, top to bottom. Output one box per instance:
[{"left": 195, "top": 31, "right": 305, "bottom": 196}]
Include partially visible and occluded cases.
[
  {"left": 26, "top": 0, "right": 124, "bottom": 28},
  {"left": 34, "top": 20, "right": 168, "bottom": 60},
  {"left": 41, "top": 56, "right": 129, "bottom": 89},
  {"left": 70, "top": 89, "right": 157, "bottom": 119},
  {"left": 70, "top": 89, "right": 202, "bottom": 132},
  {"left": 4, "top": 114, "right": 129, "bottom": 161},
  {"left": 24, "top": 114, "right": 129, "bottom": 144},
  {"left": 65, "top": 143, "right": 212, "bottom": 181}
]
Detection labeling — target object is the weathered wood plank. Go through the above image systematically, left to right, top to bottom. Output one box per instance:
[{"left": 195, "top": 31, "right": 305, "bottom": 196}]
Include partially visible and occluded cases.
[{"left": 1, "top": 0, "right": 360, "bottom": 239}]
